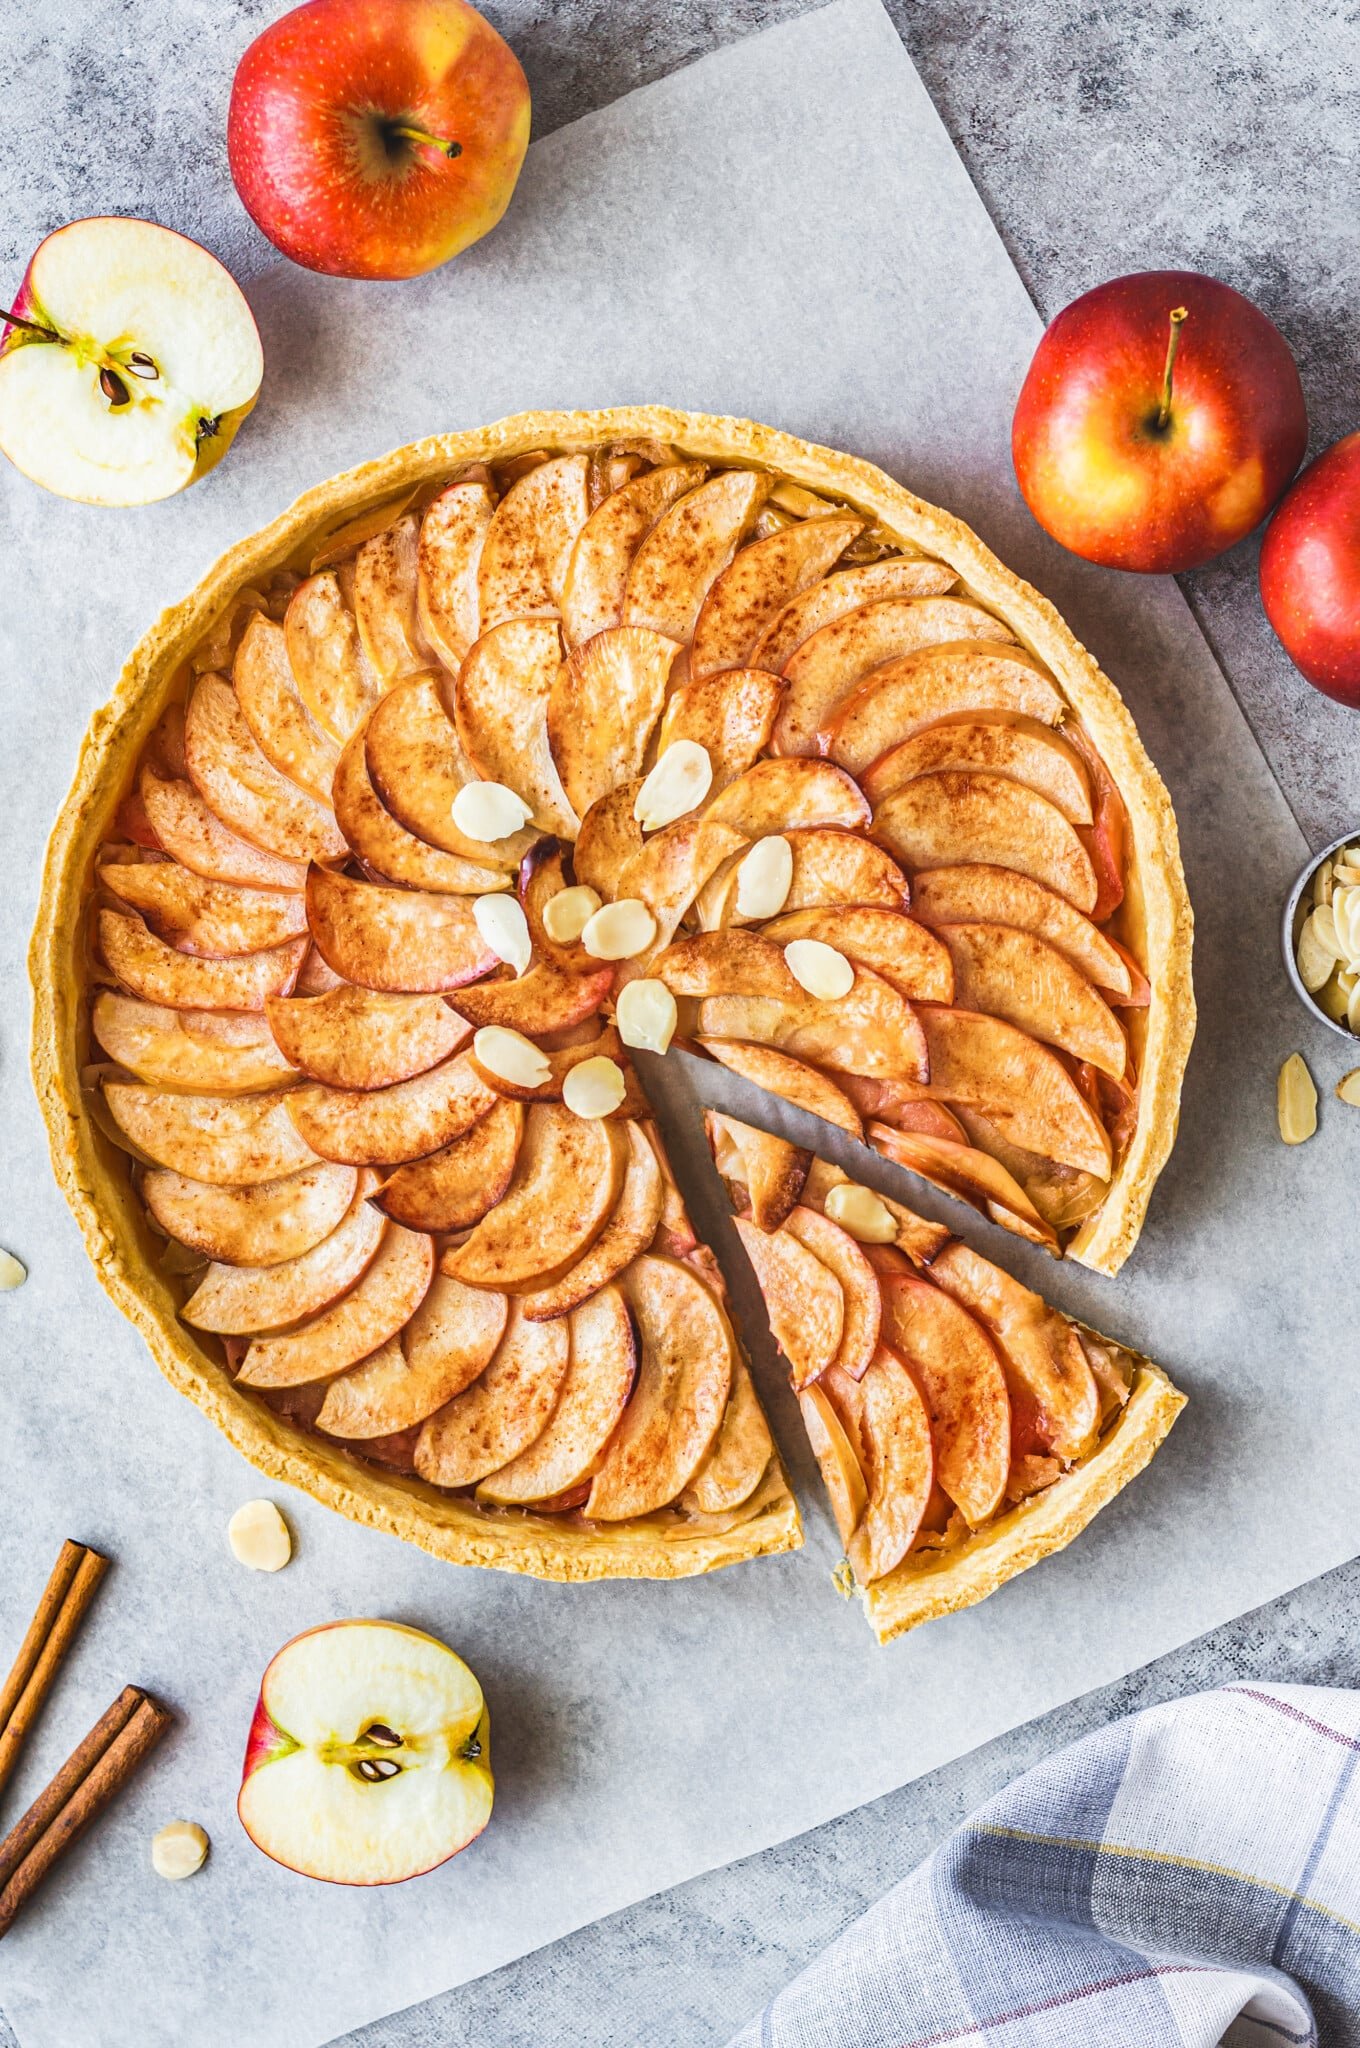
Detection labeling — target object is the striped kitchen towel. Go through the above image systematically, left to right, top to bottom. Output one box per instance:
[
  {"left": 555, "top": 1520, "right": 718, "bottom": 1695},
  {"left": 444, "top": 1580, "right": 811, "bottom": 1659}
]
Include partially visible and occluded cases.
[{"left": 729, "top": 1685, "right": 1360, "bottom": 2046}]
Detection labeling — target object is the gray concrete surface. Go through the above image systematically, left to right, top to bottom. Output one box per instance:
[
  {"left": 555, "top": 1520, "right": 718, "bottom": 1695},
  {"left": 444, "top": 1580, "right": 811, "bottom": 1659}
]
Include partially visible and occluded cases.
[{"left": 2, "top": 0, "right": 1358, "bottom": 2042}]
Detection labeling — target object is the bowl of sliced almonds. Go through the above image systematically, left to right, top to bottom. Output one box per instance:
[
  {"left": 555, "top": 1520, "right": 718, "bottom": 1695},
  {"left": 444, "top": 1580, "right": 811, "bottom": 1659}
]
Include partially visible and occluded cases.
[{"left": 1284, "top": 830, "right": 1360, "bottom": 1037}]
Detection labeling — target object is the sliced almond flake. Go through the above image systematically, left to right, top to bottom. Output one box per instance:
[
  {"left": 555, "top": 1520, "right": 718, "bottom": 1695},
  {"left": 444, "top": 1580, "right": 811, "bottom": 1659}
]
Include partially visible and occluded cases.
[
  {"left": 1313, "top": 862, "right": 1335, "bottom": 908},
  {"left": 1310, "top": 902, "right": 1342, "bottom": 959},
  {"left": 1297, "top": 913, "right": 1338, "bottom": 992},
  {"left": 1349, "top": 981, "right": 1360, "bottom": 1035},
  {"left": 1277, "top": 1052, "right": 1318, "bottom": 1145},
  {"left": 1336, "top": 1070, "right": 1360, "bottom": 1107},
  {"left": 0, "top": 1248, "right": 26, "bottom": 1291}
]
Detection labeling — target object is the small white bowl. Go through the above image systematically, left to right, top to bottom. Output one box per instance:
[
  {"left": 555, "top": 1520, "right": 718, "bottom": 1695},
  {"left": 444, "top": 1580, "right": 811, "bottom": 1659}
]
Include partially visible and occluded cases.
[{"left": 1282, "top": 828, "right": 1360, "bottom": 1039}]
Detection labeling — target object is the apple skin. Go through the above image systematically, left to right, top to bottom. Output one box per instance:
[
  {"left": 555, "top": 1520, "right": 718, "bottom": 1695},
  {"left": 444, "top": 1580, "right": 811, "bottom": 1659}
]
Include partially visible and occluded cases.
[
  {"left": 228, "top": 0, "right": 531, "bottom": 281},
  {"left": 1012, "top": 270, "right": 1308, "bottom": 574},
  {"left": 1259, "top": 432, "right": 1360, "bottom": 708}
]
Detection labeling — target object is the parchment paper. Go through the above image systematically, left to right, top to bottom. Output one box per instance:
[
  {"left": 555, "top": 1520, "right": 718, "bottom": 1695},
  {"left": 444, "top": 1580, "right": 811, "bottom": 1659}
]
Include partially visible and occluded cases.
[{"left": 2, "top": 3, "right": 1358, "bottom": 2042}]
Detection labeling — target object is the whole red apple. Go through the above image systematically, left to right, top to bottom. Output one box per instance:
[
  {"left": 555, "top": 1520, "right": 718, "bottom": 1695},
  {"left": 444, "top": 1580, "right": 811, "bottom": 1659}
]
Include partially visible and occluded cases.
[
  {"left": 228, "top": 0, "right": 531, "bottom": 281},
  {"left": 1012, "top": 271, "right": 1307, "bottom": 573},
  {"left": 1259, "top": 432, "right": 1360, "bottom": 708}
]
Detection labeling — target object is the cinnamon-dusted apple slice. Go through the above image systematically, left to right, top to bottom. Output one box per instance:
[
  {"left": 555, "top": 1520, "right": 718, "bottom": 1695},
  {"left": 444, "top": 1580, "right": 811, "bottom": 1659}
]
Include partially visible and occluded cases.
[
  {"left": 477, "top": 453, "right": 591, "bottom": 629},
  {"left": 560, "top": 461, "right": 707, "bottom": 648},
  {"left": 623, "top": 470, "right": 771, "bottom": 644},
  {"left": 417, "top": 476, "right": 496, "bottom": 670},
  {"left": 690, "top": 513, "right": 864, "bottom": 679},
  {"left": 352, "top": 515, "right": 430, "bottom": 683},
  {"left": 750, "top": 556, "right": 958, "bottom": 674},
  {"left": 284, "top": 572, "right": 380, "bottom": 743},
  {"left": 775, "top": 597, "right": 1018, "bottom": 756},
  {"left": 234, "top": 613, "right": 341, "bottom": 804},
  {"left": 455, "top": 618, "right": 577, "bottom": 836},
  {"left": 547, "top": 627, "right": 678, "bottom": 821},
  {"left": 827, "top": 642, "right": 1066, "bottom": 779},
  {"left": 656, "top": 668, "right": 783, "bottom": 792},
  {"left": 184, "top": 675, "right": 347, "bottom": 863},
  {"left": 363, "top": 675, "right": 533, "bottom": 870},
  {"left": 862, "top": 713, "right": 1092, "bottom": 823},
  {"left": 333, "top": 716, "right": 508, "bottom": 894},
  {"left": 704, "top": 758, "right": 870, "bottom": 837},
  {"left": 139, "top": 769, "right": 309, "bottom": 891},
  {"left": 874, "top": 772, "right": 1098, "bottom": 914},
  {"left": 573, "top": 780, "right": 644, "bottom": 896},
  {"left": 612, "top": 817, "right": 749, "bottom": 963},
  {"left": 697, "top": 826, "right": 909, "bottom": 929},
  {"left": 519, "top": 840, "right": 593, "bottom": 973},
  {"left": 100, "top": 862, "right": 308, "bottom": 958},
  {"left": 909, "top": 865, "right": 1139, "bottom": 1002},
  {"left": 304, "top": 866, "right": 497, "bottom": 994},
  {"left": 761, "top": 906, "right": 954, "bottom": 1003},
  {"left": 99, "top": 911, "right": 307, "bottom": 1013},
  {"left": 934, "top": 922, "right": 1127, "bottom": 1078},
  {"left": 655, "top": 928, "right": 803, "bottom": 1001},
  {"left": 294, "top": 946, "right": 345, "bottom": 995},
  {"left": 450, "top": 959, "right": 614, "bottom": 1034},
  {"left": 695, "top": 962, "right": 929, "bottom": 1087},
  {"left": 266, "top": 987, "right": 468, "bottom": 1090},
  {"left": 92, "top": 992, "right": 297, "bottom": 1094},
  {"left": 914, "top": 1008, "right": 1111, "bottom": 1178},
  {"left": 468, "top": 1023, "right": 641, "bottom": 1107},
  {"left": 699, "top": 1039, "right": 864, "bottom": 1137},
  {"left": 285, "top": 1050, "right": 497, "bottom": 1165},
  {"left": 102, "top": 1083, "right": 317, "bottom": 1185},
  {"left": 375, "top": 1095, "right": 524, "bottom": 1233},
  {"left": 441, "top": 1103, "right": 627, "bottom": 1291},
  {"left": 707, "top": 1110, "right": 809, "bottom": 1232},
  {"left": 518, "top": 1121, "right": 663, "bottom": 1319},
  {"left": 869, "top": 1125, "right": 1059, "bottom": 1253},
  {"left": 143, "top": 1159, "right": 357, "bottom": 1267},
  {"left": 183, "top": 1176, "right": 384, "bottom": 1333},
  {"left": 784, "top": 1205, "right": 881, "bottom": 1380},
  {"left": 733, "top": 1216, "right": 843, "bottom": 1390},
  {"left": 238, "top": 1224, "right": 435, "bottom": 1390},
  {"left": 925, "top": 1239, "right": 1100, "bottom": 1462},
  {"left": 585, "top": 1256, "right": 734, "bottom": 1519},
  {"left": 875, "top": 1264, "right": 1010, "bottom": 1526},
  {"left": 317, "top": 1273, "right": 509, "bottom": 1438},
  {"left": 477, "top": 1285, "right": 637, "bottom": 1504},
  {"left": 415, "top": 1302, "right": 572, "bottom": 1487},
  {"left": 830, "top": 1352, "right": 935, "bottom": 1583},
  {"left": 679, "top": 1359, "right": 774, "bottom": 1514},
  {"left": 799, "top": 1380, "right": 868, "bottom": 1544}
]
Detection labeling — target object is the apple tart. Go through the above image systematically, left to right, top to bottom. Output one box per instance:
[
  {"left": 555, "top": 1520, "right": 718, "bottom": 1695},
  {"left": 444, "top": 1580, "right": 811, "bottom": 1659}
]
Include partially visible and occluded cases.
[{"left": 32, "top": 406, "right": 1192, "bottom": 1600}]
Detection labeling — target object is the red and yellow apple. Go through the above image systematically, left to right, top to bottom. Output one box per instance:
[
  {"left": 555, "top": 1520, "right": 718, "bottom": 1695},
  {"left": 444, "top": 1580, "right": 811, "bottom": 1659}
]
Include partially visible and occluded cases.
[
  {"left": 228, "top": 0, "right": 531, "bottom": 280},
  {"left": 1012, "top": 270, "right": 1307, "bottom": 573},
  {"left": 1259, "top": 431, "right": 1360, "bottom": 708},
  {"left": 238, "top": 1619, "right": 493, "bottom": 1884}
]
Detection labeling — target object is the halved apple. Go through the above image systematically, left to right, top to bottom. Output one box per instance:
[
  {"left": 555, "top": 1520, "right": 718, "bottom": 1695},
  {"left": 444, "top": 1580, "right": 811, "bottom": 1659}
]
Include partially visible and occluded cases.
[
  {"left": 477, "top": 454, "right": 591, "bottom": 629},
  {"left": 560, "top": 461, "right": 707, "bottom": 648},
  {"left": 623, "top": 470, "right": 770, "bottom": 645},
  {"left": 417, "top": 477, "right": 496, "bottom": 671},
  {"left": 690, "top": 513, "right": 864, "bottom": 679},
  {"left": 352, "top": 516, "right": 430, "bottom": 684},
  {"left": 750, "top": 556, "right": 958, "bottom": 675},
  {"left": 284, "top": 573, "right": 380, "bottom": 744},
  {"left": 775, "top": 596, "right": 1018, "bottom": 755},
  {"left": 234, "top": 613, "right": 341, "bottom": 804},
  {"left": 455, "top": 619, "right": 577, "bottom": 835},
  {"left": 546, "top": 626, "right": 678, "bottom": 821},
  {"left": 827, "top": 642, "right": 1066, "bottom": 779},
  {"left": 656, "top": 668, "right": 784, "bottom": 792},
  {"left": 183, "top": 675, "right": 347, "bottom": 864},
  {"left": 363, "top": 676, "right": 533, "bottom": 870},
  {"left": 861, "top": 711, "right": 1091, "bottom": 824},
  {"left": 332, "top": 718, "right": 509, "bottom": 895},
  {"left": 703, "top": 758, "right": 870, "bottom": 837},
  {"left": 139, "top": 769, "right": 309, "bottom": 891},
  {"left": 874, "top": 771, "right": 1098, "bottom": 913},
  {"left": 573, "top": 780, "right": 644, "bottom": 897},
  {"left": 612, "top": 818, "right": 749, "bottom": 963},
  {"left": 697, "top": 825, "right": 909, "bottom": 928},
  {"left": 100, "top": 861, "right": 307, "bottom": 958},
  {"left": 909, "top": 864, "right": 1137, "bottom": 1002},
  {"left": 304, "top": 866, "right": 497, "bottom": 993},
  {"left": 760, "top": 906, "right": 954, "bottom": 1003},
  {"left": 99, "top": 911, "right": 306, "bottom": 1012},
  {"left": 934, "top": 922, "right": 1127, "bottom": 1077},
  {"left": 449, "top": 959, "right": 613, "bottom": 1034},
  {"left": 265, "top": 987, "right": 468, "bottom": 1091},
  {"left": 92, "top": 991, "right": 296, "bottom": 1093},
  {"left": 911, "top": 1007, "right": 1112, "bottom": 1177},
  {"left": 698, "top": 1038, "right": 864, "bottom": 1137},
  {"left": 285, "top": 1050, "right": 497, "bottom": 1165},
  {"left": 102, "top": 1082, "right": 316, "bottom": 1185},
  {"left": 375, "top": 1096, "right": 524, "bottom": 1233},
  {"left": 440, "top": 1104, "right": 626, "bottom": 1291},
  {"left": 706, "top": 1110, "right": 809, "bottom": 1231},
  {"left": 519, "top": 1119, "right": 663, "bottom": 1319},
  {"left": 869, "top": 1123, "right": 1059, "bottom": 1252},
  {"left": 143, "top": 1160, "right": 358, "bottom": 1267},
  {"left": 183, "top": 1175, "right": 384, "bottom": 1333},
  {"left": 783, "top": 1205, "right": 881, "bottom": 1379},
  {"left": 733, "top": 1215, "right": 843, "bottom": 1390},
  {"left": 238, "top": 1224, "right": 435, "bottom": 1389},
  {"left": 926, "top": 1239, "right": 1099, "bottom": 1461},
  {"left": 585, "top": 1255, "right": 733, "bottom": 1519},
  {"left": 876, "top": 1269, "right": 1010, "bottom": 1525},
  {"left": 317, "top": 1273, "right": 509, "bottom": 1438},
  {"left": 476, "top": 1285, "right": 637, "bottom": 1504},
  {"left": 414, "top": 1303, "right": 571, "bottom": 1487},
  {"left": 832, "top": 1350, "right": 935, "bottom": 1583},
  {"left": 679, "top": 1359, "right": 774, "bottom": 1514},
  {"left": 799, "top": 1379, "right": 868, "bottom": 1545},
  {"left": 237, "top": 1620, "right": 492, "bottom": 1887}
]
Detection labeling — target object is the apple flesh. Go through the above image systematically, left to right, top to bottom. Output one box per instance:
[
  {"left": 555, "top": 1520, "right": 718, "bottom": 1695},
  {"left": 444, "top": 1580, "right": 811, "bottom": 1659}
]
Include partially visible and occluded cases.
[
  {"left": 228, "top": 0, "right": 531, "bottom": 281},
  {"left": 0, "top": 218, "right": 262, "bottom": 507},
  {"left": 1012, "top": 269, "right": 1307, "bottom": 573},
  {"left": 1259, "top": 431, "right": 1360, "bottom": 707},
  {"left": 238, "top": 1619, "right": 492, "bottom": 1885}
]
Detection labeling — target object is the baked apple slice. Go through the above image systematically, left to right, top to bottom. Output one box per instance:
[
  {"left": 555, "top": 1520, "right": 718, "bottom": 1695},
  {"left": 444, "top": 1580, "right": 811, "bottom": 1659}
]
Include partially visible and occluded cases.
[
  {"left": 477, "top": 454, "right": 591, "bottom": 629},
  {"left": 559, "top": 460, "right": 707, "bottom": 648},
  {"left": 623, "top": 470, "right": 770, "bottom": 645},
  {"left": 417, "top": 476, "right": 497, "bottom": 671},
  {"left": 689, "top": 513, "right": 863, "bottom": 679},
  {"left": 352, "top": 516, "right": 429, "bottom": 684},
  {"left": 750, "top": 556, "right": 958, "bottom": 674},
  {"left": 284, "top": 572, "right": 380, "bottom": 743},
  {"left": 234, "top": 614, "right": 341, "bottom": 804},
  {"left": 455, "top": 619, "right": 577, "bottom": 836},
  {"left": 547, "top": 626, "right": 678, "bottom": 820},
  {"left": 827, "top": 642, "right": 1066, "bottom": 779},
  {"left": 656, "top": 668, "right": 783, "bottom": 792},
  {"left": 183, "top": 675, "right": 346, "bottom": 864},
  {"left": 363, "top": 676, "right": 533, "bottom": 870},
  {"left": 864, "top": 713, "right": 1092, "bottom": 824},
  {"left": 331, "top": 718, "right": 509, "bottom": 894},
  {"left": 704, "top": 758, "right": 870, "bottom": 837},
  {"left": 139, "top": 768, "right": 309, "bottom": 891},
  {"left": 874, "top": 771, "right": 1098, "bottom": 913},
  {"left": 573, "top": 780, "right": 645, "bottom": 897},
  {"left": 612, "top": 818, "right": 749, "bottom": 963},
  {"left": 696, "top": 826, "right": 909, "bottom": 928},
  {"left": 99, "top": 862, "right": 307, "bottom": 957},
  {"left": 909, "top": 864, "right": 1141, "bottom": 1003},
  {"left": 304, "top": 866, "right": 497, "bottom": 994},
  {"left": 760, "top": 906, "right": 954, "bottom": 1003},
  {"left": 99, "top": 911, "right": 306, "bottom": 1013},
  {"left": 934, "top": 922, "right": 1127, "bottom": 1078},
  {"left": 655, "top": 928, "right": 804, "bottom": 1001},
  {"left": 450, "top": 959, "right": 614, "bottom": 1034},
  {"left": 693, "top": 960, "right": 930, "bottom": 1087},
  {"left": 265, "top": 988, "right": 468, "bottom": 1091},
  {"left": 92, "top": 993, "right": 296, "bottom": 1094},
  {"left": 913, "top": 1007, "right": 1112, "bottom": 1178},
  {"left": 698, "top": 1038, "right": 864, "bottom": 1137},
  {"left": 285, "top": 1051, "right": 497, "bottom": 1166},
  {"left": 103, "top": 1083, "right": 317, "bottom": 1185},
  {"left": 375, "top": 1096, "right": 524, "bottom": 1234},
  {"left": 440, "top": 1104, "right": 627, "bottom": 1291},
  {"left": 706, "top": 1109, "right": 809, "bottom": 1232},
  {"left": 519, "top": 1120, "right": 663, "bottom": 1319},
  {"left": 869, "top": 1123, "right": 1059, "bottom": 1252},
  {"left": 142, "top": 1160, "right": 358, "bottom": 1268},
  {"left": 182, "top": 1175, "right": 384, "bottom": 1333},
  {"left": 783, "top": 1204, "right": 881, "bottom": 1380},
  {"left": 732, "top": 1215, "right": 843, "bottom": 1390},
  {"left": 237, "top": 1223, "right": 435, "bottom": 1389},
  {"left": 875, "top": 1263, "right": 1010, "bottom": 1526},
  {"left": 317, "top": 1273, "right": 509, "bottom": 1438},
  {"left": 476, "top": 1285, "right": 637, "bottom": 1504},
  {"left": 414, "top": 1303, "right": 572, "bottom": 1487},
  {"left": 828, "top": 1352, "right": 935, "bottom": 1584},
  {"left": 679, "top": 1359, "right": 774, "bottom": 1514},
  {"left": 799, "top": 1379, "right": 868, "bottom": 1544}
]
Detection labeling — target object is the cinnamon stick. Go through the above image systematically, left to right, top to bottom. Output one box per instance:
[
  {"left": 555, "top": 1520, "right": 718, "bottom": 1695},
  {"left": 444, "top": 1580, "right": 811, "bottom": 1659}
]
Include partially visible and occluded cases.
[
  {"left": 0, "top": 1541, "right": 109, "bottom": 1798},
  {"left": 0, "top": 1687, "right": 172, "bottom": 1938}
]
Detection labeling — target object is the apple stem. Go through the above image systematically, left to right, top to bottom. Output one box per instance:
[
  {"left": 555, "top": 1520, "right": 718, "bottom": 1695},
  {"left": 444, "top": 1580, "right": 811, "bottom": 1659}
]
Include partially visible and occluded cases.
[
  {"left": 391, "top": 123, "right": 463, "bottom": 161},
  {"left": 1, "top": 306, "right": 59, "bottom": 343},
  {"left": 1157, "top": 307, "right": 1190, "bottom": 429}
]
